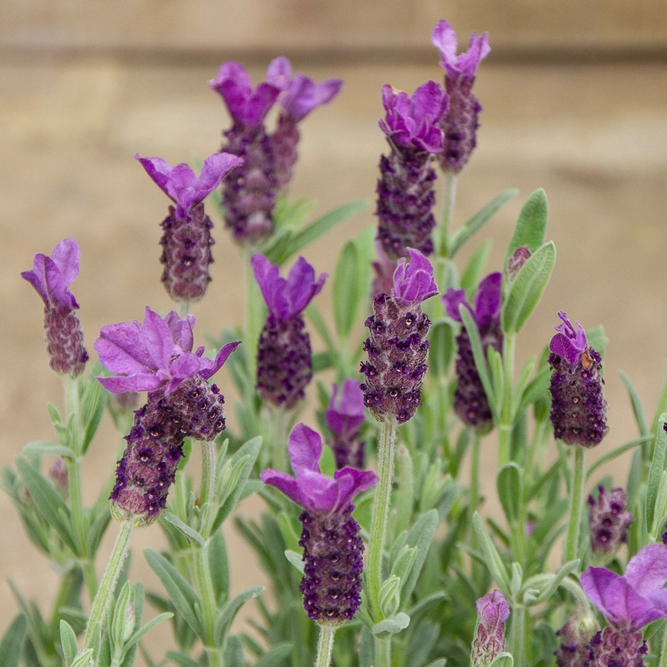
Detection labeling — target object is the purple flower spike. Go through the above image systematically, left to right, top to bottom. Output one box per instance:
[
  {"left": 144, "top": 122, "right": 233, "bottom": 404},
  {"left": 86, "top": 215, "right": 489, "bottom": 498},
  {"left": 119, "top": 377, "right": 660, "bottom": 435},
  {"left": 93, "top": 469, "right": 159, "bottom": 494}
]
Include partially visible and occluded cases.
[
  {"left": 431, "top": 19, "right": 490, "bottom": 173},
  {"left": 376, "top": 83, "right": 448, "bottom": 260},
  {"left": 136, "top": 153, "right": 242, "bottom": 302},
  {"left": 22, "top": 238, "right": 89, "bottom": 376},
  {"left": 361, "top": 250, "right": 435, "bottom": 424},
  {"left": 252, "top": 255, "right": 327, "bottom": 409},
  {"left": 443, "top": 273, "right": 502, "bottom": 431},
  {"left": 548, "top": 311, "right": 608, "bottom": 447},
  {"left": 326, "top": 380, "right": 366, "bottom": 469},
  {"left": 261, "top": 423, "right": 377, "bottom": 625},
  {"left": 588, "top": 486, "right": 633, "bottom": 557},
  {"left": 581, "top": 544, "right": 667, "bottom": 631},
  {"left": 471, "top": 590, "right": 509, "bottom": 667},
  {"left": 588, "top": 627, "right": 647, "bottom": 667}
]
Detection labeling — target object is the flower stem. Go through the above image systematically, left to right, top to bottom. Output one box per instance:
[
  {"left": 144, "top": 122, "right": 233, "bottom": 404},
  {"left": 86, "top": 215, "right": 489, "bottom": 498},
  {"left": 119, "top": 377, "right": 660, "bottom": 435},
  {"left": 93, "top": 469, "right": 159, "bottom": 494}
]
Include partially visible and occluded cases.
[
  {"left": 439, "top": 172, "right": 457, "bottom": 257},
  {"left": 179, "top": 299, "right": 191, "bottom": 318},
  {"left": 498, "top": 333, "right": 516, "bottom": 468},
  {"left": 269, "top": 405, "right": 291, "bottom": 472},
  {"left": 367, "top": 418, "right": 397, "bottom": 616},
  {"left": 470, "top": 430, "right": 481, "bottom": 575},
  {"left": 199, "top": 440, "right": 217, "bottom": 538},
  {"left": 565, "top": 444, "right": 586, "bottom": 565},
  {"left": 83, "top": 520, "right": 134, "bottom": 651},
  {"left": 190, "top": 546, "right": 222, "bottom": 667},
  {"left": 509, "top": 603, "right": 526, "bottom": 667},
  {"left": 658, "top": 618, "right": 667, "bottom": 667},
  {"left": 314, "top": 625, "right": 336, "bottom": 667},
  {"left": 375, "top": 635, "right": 392, "bottom": 667}
]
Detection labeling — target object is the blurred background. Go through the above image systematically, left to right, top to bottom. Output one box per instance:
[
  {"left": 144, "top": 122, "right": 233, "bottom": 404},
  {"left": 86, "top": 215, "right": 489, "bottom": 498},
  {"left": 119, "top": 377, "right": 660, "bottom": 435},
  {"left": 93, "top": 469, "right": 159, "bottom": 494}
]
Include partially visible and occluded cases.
[{"left": 2, "top": 0, "right": 667, "bottom": 662}]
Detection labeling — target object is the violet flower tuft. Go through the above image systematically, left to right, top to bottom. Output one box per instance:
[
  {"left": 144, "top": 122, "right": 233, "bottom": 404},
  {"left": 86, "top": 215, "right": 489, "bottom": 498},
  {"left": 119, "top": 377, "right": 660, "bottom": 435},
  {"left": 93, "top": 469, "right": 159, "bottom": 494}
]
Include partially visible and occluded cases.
[
  {"left": 431, "top": 19, "right": 490, "bottom": 173},
  {"left": 376, "top": 81, "right": 448, "bottom": 259},
  {"left": 136, "top": 153, "right": 242, "bottom": 302},
  {"left": 22, "top": 238, "right": 89, "bottom": 377},
  {"left": 360, "top": 249, "right": 437, "bottom": 423},
  {"left": 252, "top": 254, "right": 327, "bottom": 409},
  {"left": 443, "top": 273, "right": 502, "bottom": 431},
  {"left": 548, "top": 312, "right": 608, "bottom": 446},
  {"left": 326, "top": 380, "right": 366, "bottom": 469},
  {"left": 261, "top": 423, "right": 377, "bottom": 625},
  {"left": 588, "top": 486, "right": 633, "bottom": 558},
  {"left": 470, "top": 590, "right": 509, "bottom": 667}
]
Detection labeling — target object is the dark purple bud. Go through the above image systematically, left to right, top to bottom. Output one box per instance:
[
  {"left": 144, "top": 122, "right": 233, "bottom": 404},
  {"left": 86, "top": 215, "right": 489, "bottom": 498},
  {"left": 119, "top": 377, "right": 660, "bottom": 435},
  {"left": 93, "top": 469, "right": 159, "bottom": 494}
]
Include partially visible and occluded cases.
[
  {"left": 22, "top": 239, "right": 89, "bottom": 377},
  {"left": 506, "top": 246, "right": 532, "bottom": 281},
  {"left": 548, "top": 312, "right": 608, "bottom": 447},
  {"left": 326, "top": 380, "right": 366, "bottom": 469},
  {"left": 48, "top": 459, "right": 68, "bottom": 497},
  {"left": 589, "top": 487, "right": 633, "bottom": 557},
  {"left": 471, "top": 590, "right": 509, "bottom": 667},
  {"left": 588, "top": 627, "right": 647, "bottom": 667}
]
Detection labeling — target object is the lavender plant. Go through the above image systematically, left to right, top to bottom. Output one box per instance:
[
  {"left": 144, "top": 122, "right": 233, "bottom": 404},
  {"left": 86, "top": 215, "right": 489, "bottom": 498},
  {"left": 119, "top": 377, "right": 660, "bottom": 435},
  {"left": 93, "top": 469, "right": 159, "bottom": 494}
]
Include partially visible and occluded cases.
[{"left": 6, "top": 15, "right": 667, "bottom": 667}]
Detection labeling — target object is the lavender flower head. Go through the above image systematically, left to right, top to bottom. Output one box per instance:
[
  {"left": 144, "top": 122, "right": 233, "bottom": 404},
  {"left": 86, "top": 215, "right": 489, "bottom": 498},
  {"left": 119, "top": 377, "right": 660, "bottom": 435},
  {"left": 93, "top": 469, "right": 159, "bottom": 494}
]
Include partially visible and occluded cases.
[
  {"left": 431, "top": 19, "right": 490, "bottom": 173},
  {"left": 267, "top": 57, "right": 343, "bottom": 191},
  {"left": 211, "top": 61, "right": 282, "bottom": 244},
  {"left": 376, "top": 81, "right": 448, "bottom": 260},
  {"left": 136, "top": 153, "right": 242, "bottom": 302},
  {"left": 22, "top": 238, "right": 89, "bottom": 376},
  {"left": 360, "top": 249, "right": 438, "bottom": 423},
  {"left": 252, "top": 254, "right": 327, "bottom": 409},
  {"left": 443, "top": 272, "right": 502, "bottom": 431},
  {"left": 95, "top": 307, "right": 240, "bottom": 525},
  {"left": 548, "top": 312, "right": 608, "bottom": 446},
  {"left": 326, "top": 380, "right": 366, "bottom": 469},
  {"left": 261, "top": 423, "right": 377, "bottom": 625},
  {"left": 588, "top": 486, "right": 633, "bottom": 558},
  {"left": 471, "top": 590, "right": 510, "bottom": 667}
]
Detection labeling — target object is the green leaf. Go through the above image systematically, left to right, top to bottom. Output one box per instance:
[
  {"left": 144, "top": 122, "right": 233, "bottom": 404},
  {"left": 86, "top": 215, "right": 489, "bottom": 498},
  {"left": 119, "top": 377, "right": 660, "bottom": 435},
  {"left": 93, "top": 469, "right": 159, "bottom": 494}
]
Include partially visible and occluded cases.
[
  {"left": 449, "top": 189, "right": 518, "bottom": 257},
  {"left": 506, "top": 189, "right": 548, "bottom": 261},
  {"left": 461, "top": 238, "right": 493, "bottom": 296},
  {"left": 333, "top": 240, "right": 361, "bottom": 341},
  {"left": 502, "top": 241, "right": 556, "bottom": 335},
  {"left": 428, "top": 320, "right": 454, "bottom": 378},
  {"left": 586, "top": 325, "right": 608, "bottom": 359},
  {"left": 312, "top": 351, "right": 334, "bottom": 372},
  {"left": 517, "top": 365, "right": 550, "bottom": 417},
  {"left": 619, "top": 370, "right": 650, "bottom": 437},
  {"left": 80, "top": 374, "right": 106, "bottom": 453},
  {"left": 647, "top": 414, "right": 667, "bottom": 529},
  {"left": 586, "top": 437, "right": 650, "bottom": 480},
  {"left": 22, "top": 441, "right": 75, "bottom": 460},
  {"left": 497, "top": 464, "right": 522, "bottom": 525},
  {"left": 86, "top": 505, "right": 111, "bottom": 556},
  {"left": 400, "top": 510, "right": 438, "bottom": 608},
  {"left": 473, "top": 512, "right": 510, "bottom": 597},
  {"left": 161, "top": 513, "right": 205, "bottom": 548},
  {"left": 208, "top": 529, "right": 230, "bottom": 604},
  {"left": 144, "top": 549, "right": 202, "bottom": 636},
  {"left": 284, "top": 550, "right": 305, "bottom": 574},
  {"left": 532, "top": 560, "right": 579, "bottom": 604},
  {"left": 214, "top": 586, "right": 264, "bottom": 646},
  {"left": 372, "top": 612, "right": 410, "bottom": 636},
  {"left": 124, "top": 613, "right": 173, "bottom": 651},
  {"left": 0, "top": 614, "right": 27, "bottom": 667},
  {"left": 59, "top": 619, "right": 78, "bottom": 666},
  {"left": 223, "top": 635, "right": 245, "bottom": 667},
  {"left": 254, "top": 643, "right": 292, "bottom": 667},
  {"left": 71, "top": 650, "right": 94, "bottom": 667},
  {"left": 165, "top": 651, "right": 201, "bottom": 667},
  {"left": 489, "top": 652, "right": 514, "bottom": 667}
]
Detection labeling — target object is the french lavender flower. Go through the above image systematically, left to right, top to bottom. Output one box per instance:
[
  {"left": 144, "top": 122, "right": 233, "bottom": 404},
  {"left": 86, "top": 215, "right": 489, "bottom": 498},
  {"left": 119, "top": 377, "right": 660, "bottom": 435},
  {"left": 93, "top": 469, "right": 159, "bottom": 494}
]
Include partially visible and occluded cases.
[
  {"left": 431, "top": 19, "right": 490, "bottom": 173},
  {"left": 267, "top": 57, "right": 343, "bottom": 192},
  {"left": 210, "top": 61, "right": 282, "bottom": 244},
  {"left": 376, "top": 81, "right": 448, "bottom": 260},
  {"left": 136, "top": 153, "right": 242, "bottom": 303},
  {"left": 22, "top": 238, "right": 89, "bottom": 377},
  {"left": 360, "top": 249, "right": 438, "bottom": 424},
  {"left": 251, "top": 254, "right": 327, "bottom": 409},
  {"left": 443, "top": 273, "right": 502, "bottom": 431},
  {"left": 95, "top": 307, "right": 240, "bottom": 525},
  {"left": 549, "top": 312, "right": 608, "bottom": 446},
  {"left": 326, "top": 380, "right": 366, "bottom": 469},
  {"left": 261, "top": 423, "right": 377, "bottom": 625},
  {"left": 588, "top": 486, "right": 633, "bottom": 557},
  {"left": 581, "top": 544, "right": 667, "bottom": 666},
  {"left": 470, "top": 590, "right": 510, "bottom": 667},
  {"left": 554, "top": 616, "right": 596, "bottom": 667}
]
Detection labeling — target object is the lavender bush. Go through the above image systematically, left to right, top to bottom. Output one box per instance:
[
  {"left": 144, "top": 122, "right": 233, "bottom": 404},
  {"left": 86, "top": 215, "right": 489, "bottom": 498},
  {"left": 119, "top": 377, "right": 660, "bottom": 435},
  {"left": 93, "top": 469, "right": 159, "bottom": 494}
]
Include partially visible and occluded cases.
[{"left": 4, "top": 16, "right": 667, "bottom": 667}]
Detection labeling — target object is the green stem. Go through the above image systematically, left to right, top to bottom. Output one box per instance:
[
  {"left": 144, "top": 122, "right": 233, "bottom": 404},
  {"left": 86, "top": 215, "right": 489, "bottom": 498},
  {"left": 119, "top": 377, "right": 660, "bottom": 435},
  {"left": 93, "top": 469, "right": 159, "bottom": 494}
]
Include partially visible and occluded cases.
[
  {"left": 439, "top": 172, "right": 457, "bottom": 257},
  {"left": 244, "top": 247, "right": 262, "bottom": 393},
  {"left": 179, "top": 299, "right": 191, "bottom": 318},
  {"left": 498, "top": 333, "right": 516, "bottom": 467},
  {"left": 269, "top": 405, "right": 291, "bottom": 472},
  {"left": 366, "top": 418, "right": 397, "bottom": 617},
  {"left": 470, "top": 430, "right": 481, "bottom": 575},
  {"left": 199, "top": 440, "right": 217, "bottom": 538},
  {"left": 565, "top": 444, "right": 586, "bottom": 565},
  {"left": 84, "top": 520, "right": 134, "bottom": 651},
  {"left": 191, "top": 546, "right": 222, "bottom": 667},
  {"left": 509, "top": 603, "right": 526, "bottom": 667},
  {"left": 658, "top": 619, "right": 667, "bottom": 667},
  {"left": 314, "top": 625, "right": 337, "bottom": 667},
  {"left": 375, "top": 635, "right": 392, "bottom": 667}
]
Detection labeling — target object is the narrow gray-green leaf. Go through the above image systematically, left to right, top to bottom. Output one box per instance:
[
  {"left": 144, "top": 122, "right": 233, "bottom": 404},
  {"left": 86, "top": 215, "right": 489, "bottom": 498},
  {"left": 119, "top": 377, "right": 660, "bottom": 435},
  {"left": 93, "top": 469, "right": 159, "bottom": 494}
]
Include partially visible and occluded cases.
[
  {"left": 506, "top": 189, "right": 548, "bottom": 261},
  {"left": 461, "top": 239, "right": 493, "bottom": 296},
  {"left": 333, "top": 240, "right": 361, "bottom": 341},
  {"left": 502, "top": 241, "right": 556, "bottom": 335},
  {"left": 619, "top": 370, "right": 649, "bottom": 437},
  {"left": 647, "top": 414, "right": 667, "bottom": 529},
  {"left": 22, "top": 441, "right": 75, "bottom": 460},
  {"left": 497, "top": 464, "right": 522, "bottom": 525},
  {"left": 400, "top": 510, "right": 438, "bottom": 608},
  {"left": 473, "top": 512, "right": 510, "bottom": 597},
  {"left": 161, "top": 513, "right": 205, "bottom": 548},
  {"left": 208, "top": 529, "right": 230, "bottom": 604},
  {"left": 285, "top": 550, "right": 305, "bottom": 574},
  {"left": 214, "top": 586, "right": 263, "bottom": 645},
  {"left": 371, "top": 612, "right": 410, "bottom": 636},
  {"left": 125, "top": 613, "right": 173, "bottom": 649},
  {"left": 0, "top": 614, "right": 27, "bottom": 667},
  {"left": 60, "top": 619, "right": 78, "bottom": 666},
  {"left": 254, "top": 643, "right": 292, "bottom": 667},
  {"left": 165, "top": 651, "right": 201, "bottom": 667},
  {"left": 489, "top": 652, "right": 514, "bottom": 667}
]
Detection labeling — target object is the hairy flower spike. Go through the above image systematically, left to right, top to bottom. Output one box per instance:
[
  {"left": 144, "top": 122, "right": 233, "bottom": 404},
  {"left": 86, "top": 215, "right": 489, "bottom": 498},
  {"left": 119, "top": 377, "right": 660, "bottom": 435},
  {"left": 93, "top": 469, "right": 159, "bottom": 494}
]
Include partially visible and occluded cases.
[
  {"left": 432, "top": 19, "right": 490, "bottom": 173},
  {"left": 376, "top": 82, "right": 448, "bottom": 259},
  {"left": 136, "top": 153, "right": 242, "bottom": 302},
  {"left": 22, "top": 238, "right": 89, "bottom": 377},
  {"left": 360, "top": 249, "right": 437, "bottom": 423},
  {"left": 252, "top": 254, "right": 327, "bottom": 409},
  {"left": 443, "top": 273, "right": 502, "bottom": 431},
  {"left": 548, "top": 312, "right": 608, "bottom": 446},
  {"left": 326, "top": 380, "right": 366, "bottom": 469},
  {"left": 261, "top": 424, "right": 377, "bottom": 625},
  {"left": 588, "top": 486, "right": 633, "bottom": 557},
  {"left": 471, "top": 590, "right": 509, "bottom": 667},
  {"left": 588, "top": 628, "right": 647, "bottom": 667}
]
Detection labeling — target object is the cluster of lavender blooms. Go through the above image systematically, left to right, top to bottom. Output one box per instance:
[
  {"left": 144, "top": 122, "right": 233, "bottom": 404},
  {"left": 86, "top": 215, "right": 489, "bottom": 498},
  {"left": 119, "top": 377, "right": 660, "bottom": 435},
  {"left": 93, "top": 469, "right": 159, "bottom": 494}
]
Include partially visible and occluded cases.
[{"left": 11, "top": 15, "right": 667, "bottom": 667}]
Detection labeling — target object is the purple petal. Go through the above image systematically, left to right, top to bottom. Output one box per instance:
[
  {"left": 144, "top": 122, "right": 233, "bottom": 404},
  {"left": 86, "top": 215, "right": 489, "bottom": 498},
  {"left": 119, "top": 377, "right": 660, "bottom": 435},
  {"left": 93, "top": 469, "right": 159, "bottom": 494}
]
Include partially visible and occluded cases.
[
  {"left": 431, "top": 19, "right": 459, "bottom": 66},
  {"left": 432, "top": 19, "right": 490, "bottom": 77},
  {"left": 266, "top": 56, "right": 293, "bottom": 91},
  {"left": 210, "top": 61, "right": 253, "bottom": 120},
  {"left": 281, "top": 74, "right": 343, "bottom": 122},
  {"left": 196, "top": 153, "right": 243, "bottom": 201},
  {"left": 135, "top": 155, "right": 179, "bottom": 202},
  {"left": 50, "top": 238, "right": 80, "bottom": 288},
  {"left": 392, "top": 248, "right": 439, "bottom": 305},
  {"left": 250, "top": 253, "right": 289, "bottom": 319},
  {"left": 284, "top": 256, "right": 327, "bottom": 317},
  {"left": 473, "top": 272, "right": 502, "bottom": 329},
  {"left": 442, "top": 288, "right": 470, "bottom": 323},
  {"left": 142, "top": 307, "right": 178, "bottom": 371},
  {"left": 164, "top": 311, "right": 195, "bottom": 352},
  {"left": 549, "top": 311, "right": 587, "bottom": 365},
  {"left": 95, "top": 318, "right": 159, "bottom": 377},
  {"left": 199, "top": 341, "right": 242, "bottom": 380},
  {"left": 168, "top": 353, "right": 202, "bottom": 385},
  {"left": 96, "top": 374, "right": 164, "bottom": 394},
  {"left": 338, "top": 379, "right": 366, "bottom": 417},
  {"left": 288, "top": 423, "right": 323, "bottom": 476},
  {"left": 333, "top": 467, "right": 378, "bottom": 510},
  {"left": 296, "top": 468, "right": 340, "bottom": 514},
  {"left": 260, "top": 469, "right": 304, "bottom": 507},
  {"left": 625, "top": 544, "right": 667, "bottom": 597},
  {"left": 581, "top": 568, "right": 634, "bottom": 628},
  {"left": 476, "top": 590, "right": 510, "bottom": 629}
]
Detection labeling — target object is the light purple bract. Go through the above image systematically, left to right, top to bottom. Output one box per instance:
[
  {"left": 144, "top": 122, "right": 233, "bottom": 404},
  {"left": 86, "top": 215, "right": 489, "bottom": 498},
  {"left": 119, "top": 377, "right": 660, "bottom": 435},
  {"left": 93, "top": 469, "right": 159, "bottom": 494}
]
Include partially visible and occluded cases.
[
  {"left": 431, "top": 19, "right": 491, "bottom": 79},
  {"left": 392, "top": 248, "right": 439, "bottom": 306},
  {"left": 251, "top": 254, "right": 327, "bottom": 321},
  {"left": 443, "top": 272, "right": 502, "bottom": 330},
  {"left": 95, "top": 306, "right": 240, "bottom": 394},
  {"left": 550, "top": 311, "right": 587, "bottom": 366},
  {"left": 326, "top": 380, "right": 365, "bottom": 437},
  {"left": 260, "top": 423, "right": 377, "bottom": 516},
  {"left": 581, "top": 544, "right": 667, "bottom": 631},
  {"left": 477, "top": 590, "right": 510, "bottom": 631}
]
